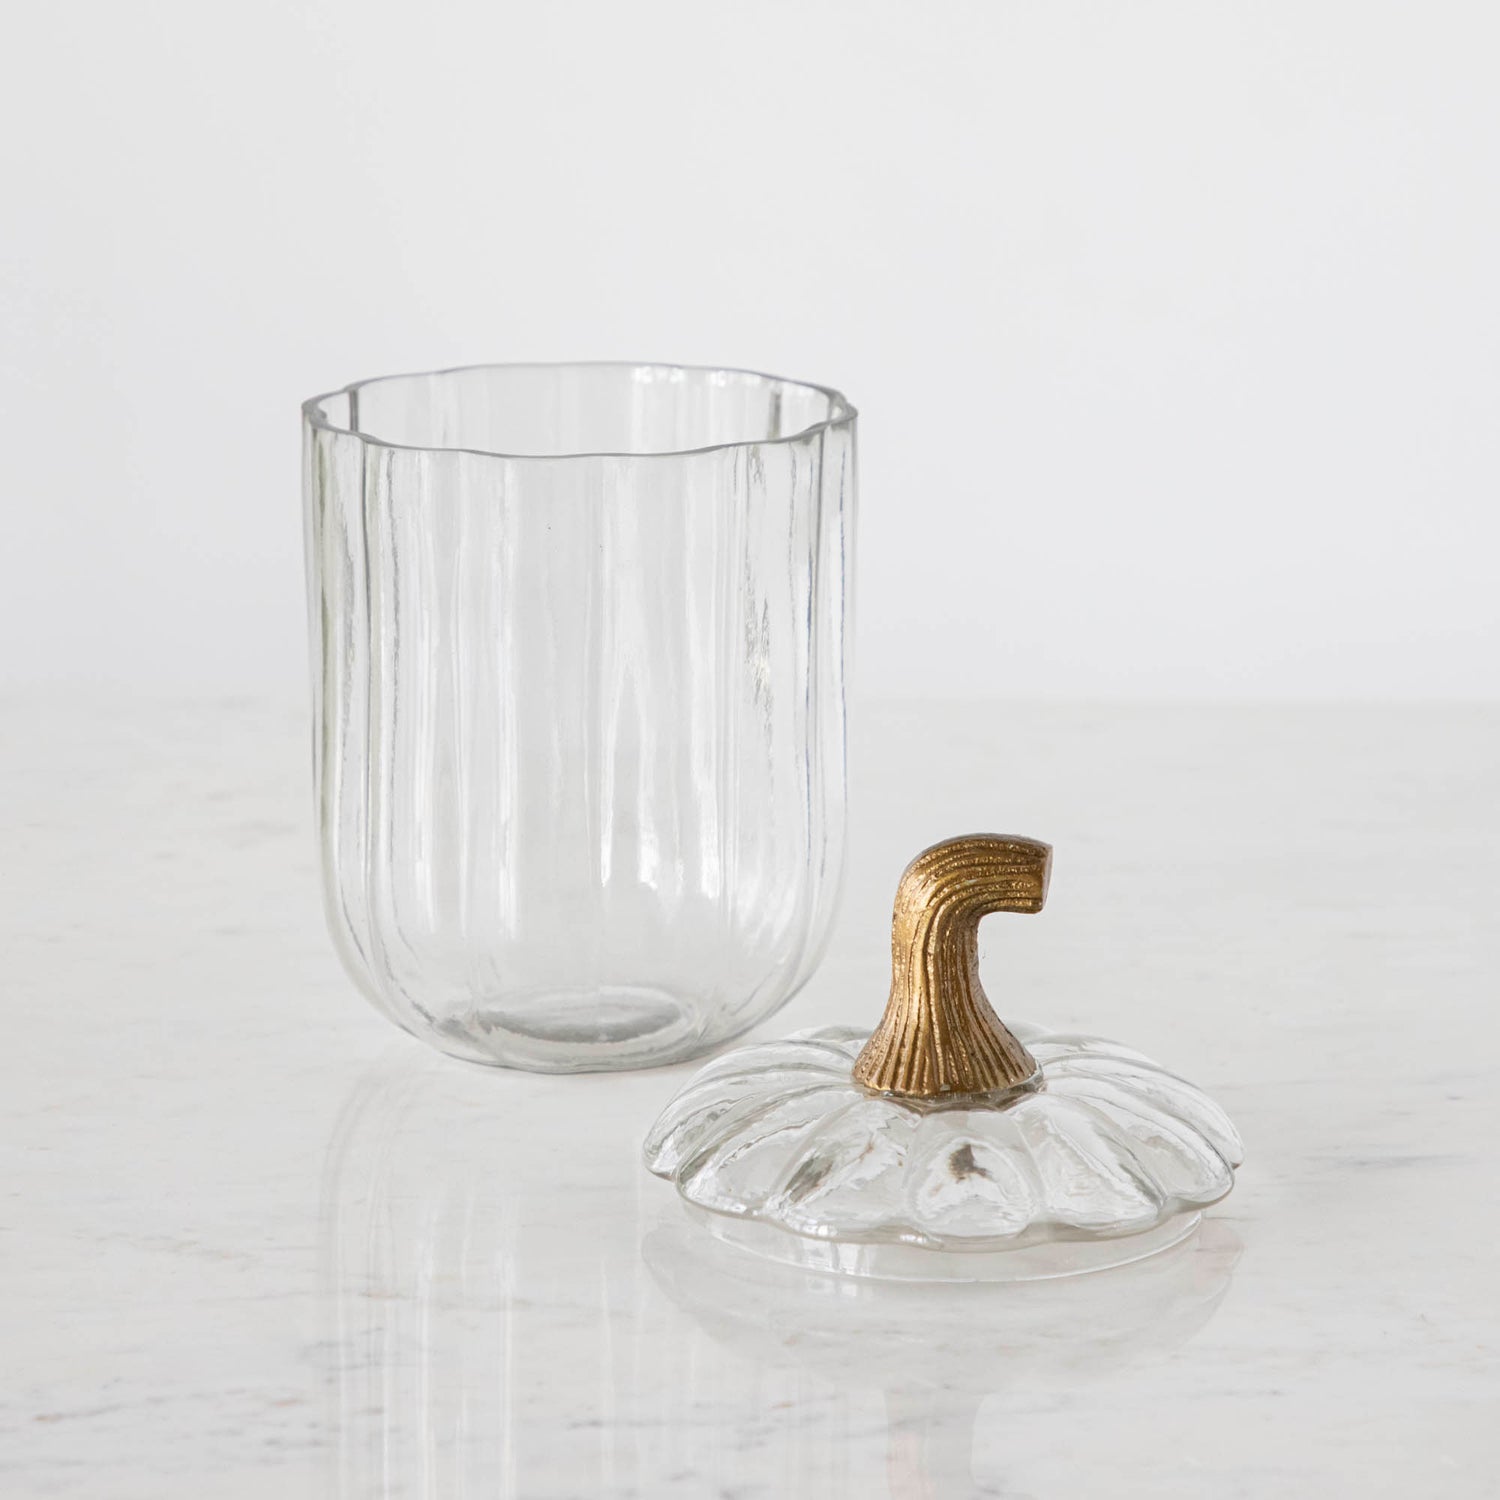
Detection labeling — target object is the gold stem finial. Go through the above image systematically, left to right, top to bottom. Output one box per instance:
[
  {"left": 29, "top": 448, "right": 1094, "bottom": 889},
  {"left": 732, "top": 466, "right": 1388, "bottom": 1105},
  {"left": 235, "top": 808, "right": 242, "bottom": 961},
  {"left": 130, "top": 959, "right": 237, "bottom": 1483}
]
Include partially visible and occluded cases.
[{"left": 852, "top": 835, "right": 1051, "bottom": 1100}]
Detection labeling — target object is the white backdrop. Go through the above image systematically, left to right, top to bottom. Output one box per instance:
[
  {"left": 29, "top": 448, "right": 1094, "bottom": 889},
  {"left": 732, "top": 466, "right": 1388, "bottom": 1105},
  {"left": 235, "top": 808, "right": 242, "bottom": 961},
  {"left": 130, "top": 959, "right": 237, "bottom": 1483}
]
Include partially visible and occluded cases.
[{"left": 3, "top": 0, "right": 1495, "bottom": 699}]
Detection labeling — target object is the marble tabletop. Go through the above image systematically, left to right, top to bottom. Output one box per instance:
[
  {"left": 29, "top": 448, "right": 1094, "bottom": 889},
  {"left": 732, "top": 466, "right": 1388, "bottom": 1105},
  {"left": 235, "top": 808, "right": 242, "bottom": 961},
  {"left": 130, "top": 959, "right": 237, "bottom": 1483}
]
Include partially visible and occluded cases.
[{"left": 3, "top": 698, "right": 1494, "bottom": 1498}]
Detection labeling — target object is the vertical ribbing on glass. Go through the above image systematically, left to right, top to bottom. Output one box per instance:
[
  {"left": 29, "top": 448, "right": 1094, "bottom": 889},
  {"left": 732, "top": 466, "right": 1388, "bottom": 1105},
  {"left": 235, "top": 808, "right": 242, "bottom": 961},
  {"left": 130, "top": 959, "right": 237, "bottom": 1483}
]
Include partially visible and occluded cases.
[{"left": 303, "top": 364, "right": 856, "bottom": 1073}]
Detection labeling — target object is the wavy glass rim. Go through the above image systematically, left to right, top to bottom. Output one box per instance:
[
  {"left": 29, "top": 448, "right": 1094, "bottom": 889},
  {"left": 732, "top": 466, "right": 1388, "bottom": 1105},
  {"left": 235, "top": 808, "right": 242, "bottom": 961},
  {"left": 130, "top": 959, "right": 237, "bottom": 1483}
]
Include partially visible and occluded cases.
[{"left": 301, "top": 360, "right": 857, "bottom": 462}]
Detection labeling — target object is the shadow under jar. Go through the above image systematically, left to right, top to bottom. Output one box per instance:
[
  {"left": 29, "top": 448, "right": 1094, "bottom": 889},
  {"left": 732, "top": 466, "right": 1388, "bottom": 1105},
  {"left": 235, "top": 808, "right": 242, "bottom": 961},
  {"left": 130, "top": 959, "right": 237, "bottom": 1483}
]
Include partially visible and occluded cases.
[{"left": 302, "top": 363, "right": 856, "bottom": 1072}]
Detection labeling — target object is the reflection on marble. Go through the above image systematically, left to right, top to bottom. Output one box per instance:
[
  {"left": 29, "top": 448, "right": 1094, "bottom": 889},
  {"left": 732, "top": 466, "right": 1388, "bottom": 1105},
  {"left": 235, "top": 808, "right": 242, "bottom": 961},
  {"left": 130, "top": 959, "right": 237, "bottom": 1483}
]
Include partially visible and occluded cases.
[
  {"left": 321, "top": 1054, "right": 653, "bottom": 1498},
  {"left": 644, "top": 1214, "right": 1241, "bottom": 1499}
]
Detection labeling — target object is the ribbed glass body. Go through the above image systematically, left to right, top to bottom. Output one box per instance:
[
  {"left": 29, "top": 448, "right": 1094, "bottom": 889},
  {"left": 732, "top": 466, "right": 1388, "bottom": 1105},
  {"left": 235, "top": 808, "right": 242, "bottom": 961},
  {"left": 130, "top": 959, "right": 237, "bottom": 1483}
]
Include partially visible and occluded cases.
[{"left": 302, "top": 363, "right": 855, "bottom": 1071}]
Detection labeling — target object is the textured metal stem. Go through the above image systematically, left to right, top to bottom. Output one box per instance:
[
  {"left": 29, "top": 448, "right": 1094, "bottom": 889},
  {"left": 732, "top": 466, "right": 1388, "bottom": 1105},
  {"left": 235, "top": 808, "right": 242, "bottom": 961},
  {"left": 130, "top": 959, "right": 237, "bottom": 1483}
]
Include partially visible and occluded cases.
[{"left": 852, "top": 835, "right": 1051, "bottom": 1100}]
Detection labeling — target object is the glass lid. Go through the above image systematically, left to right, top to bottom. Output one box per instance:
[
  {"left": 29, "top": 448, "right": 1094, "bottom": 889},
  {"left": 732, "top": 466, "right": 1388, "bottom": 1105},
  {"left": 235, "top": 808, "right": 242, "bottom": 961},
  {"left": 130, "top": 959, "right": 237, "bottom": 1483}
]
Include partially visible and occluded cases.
[{"left": 644, "top": 836, "right": 1243, "bottom": 1280}]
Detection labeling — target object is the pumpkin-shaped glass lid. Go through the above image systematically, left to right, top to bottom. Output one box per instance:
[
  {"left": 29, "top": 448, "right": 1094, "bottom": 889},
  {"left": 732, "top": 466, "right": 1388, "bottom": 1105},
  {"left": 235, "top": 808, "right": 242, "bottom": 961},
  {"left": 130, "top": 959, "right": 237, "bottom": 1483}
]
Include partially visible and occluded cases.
[{"left": 644, "top": 836, "right": 1243, "bottom": 1281}]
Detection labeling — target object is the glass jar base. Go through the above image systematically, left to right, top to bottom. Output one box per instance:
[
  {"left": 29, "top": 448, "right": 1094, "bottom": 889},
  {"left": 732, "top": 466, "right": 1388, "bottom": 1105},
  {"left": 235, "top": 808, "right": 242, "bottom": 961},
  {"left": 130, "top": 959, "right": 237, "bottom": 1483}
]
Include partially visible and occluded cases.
[
  {"left": 424, "top": 986, "right": 726, "bottom": 1073},
  {"left": 684, "top": 1205, "right": 1204, "bottom": 1282}
]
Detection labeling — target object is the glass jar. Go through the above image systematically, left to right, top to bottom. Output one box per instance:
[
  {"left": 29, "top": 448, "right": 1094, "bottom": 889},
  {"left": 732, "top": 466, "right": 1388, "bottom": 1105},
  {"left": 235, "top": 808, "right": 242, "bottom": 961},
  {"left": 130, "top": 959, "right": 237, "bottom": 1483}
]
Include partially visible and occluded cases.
[{"left": 302, "top": 363, "right": 856, "bottom": 1071}]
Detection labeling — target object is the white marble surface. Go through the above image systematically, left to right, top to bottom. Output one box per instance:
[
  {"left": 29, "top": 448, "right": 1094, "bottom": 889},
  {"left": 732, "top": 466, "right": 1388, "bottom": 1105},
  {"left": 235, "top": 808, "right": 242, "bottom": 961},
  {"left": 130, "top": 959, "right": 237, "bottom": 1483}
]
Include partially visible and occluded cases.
[{"left": 2, "top": 698, "right": 1495, "bottom": 1497}]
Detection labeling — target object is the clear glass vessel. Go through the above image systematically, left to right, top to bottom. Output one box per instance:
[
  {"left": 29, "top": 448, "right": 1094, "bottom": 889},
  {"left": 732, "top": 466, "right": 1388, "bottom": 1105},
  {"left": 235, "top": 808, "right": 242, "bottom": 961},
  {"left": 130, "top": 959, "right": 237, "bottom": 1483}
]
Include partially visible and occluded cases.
[{"left": 302, "top": 363, "right": 856, "bottom": 1072}]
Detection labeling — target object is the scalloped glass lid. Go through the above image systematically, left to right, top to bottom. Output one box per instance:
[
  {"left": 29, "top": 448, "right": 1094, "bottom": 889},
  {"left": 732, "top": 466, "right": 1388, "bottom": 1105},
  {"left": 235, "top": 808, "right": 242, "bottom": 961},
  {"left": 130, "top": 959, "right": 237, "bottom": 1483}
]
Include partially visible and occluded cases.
[{"left": 644, "top": 836, "right": 1243, "bottom": 1281}]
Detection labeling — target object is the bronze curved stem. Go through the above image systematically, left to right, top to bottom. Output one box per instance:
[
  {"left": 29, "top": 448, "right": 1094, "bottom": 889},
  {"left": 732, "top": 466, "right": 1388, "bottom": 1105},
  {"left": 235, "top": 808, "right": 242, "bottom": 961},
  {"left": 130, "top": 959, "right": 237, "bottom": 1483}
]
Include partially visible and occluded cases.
[{"left": 852, "top": 834, "right": 1051, "bottom": 1100}]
